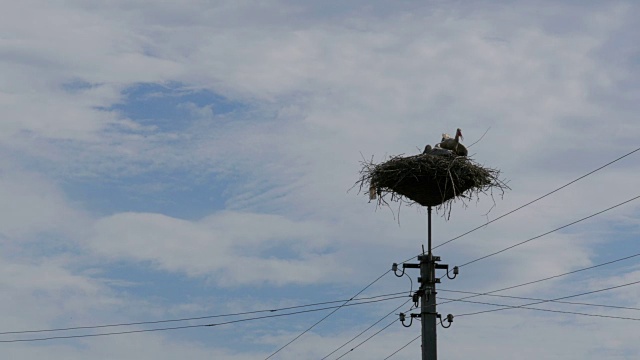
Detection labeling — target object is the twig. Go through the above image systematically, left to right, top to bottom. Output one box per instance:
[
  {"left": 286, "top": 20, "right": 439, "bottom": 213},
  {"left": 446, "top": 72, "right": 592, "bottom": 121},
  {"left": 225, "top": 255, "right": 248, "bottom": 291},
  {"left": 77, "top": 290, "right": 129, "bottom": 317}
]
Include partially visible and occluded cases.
[{"left": 467, "top": 127, "right": 491, "bottom": 148}]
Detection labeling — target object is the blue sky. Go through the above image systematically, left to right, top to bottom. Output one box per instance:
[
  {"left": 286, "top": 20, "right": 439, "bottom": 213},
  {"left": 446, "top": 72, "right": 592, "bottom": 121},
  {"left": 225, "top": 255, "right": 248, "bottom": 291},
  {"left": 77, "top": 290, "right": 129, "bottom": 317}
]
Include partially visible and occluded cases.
[
  {"left": 1, "top": 1, "right": 639, "bottom": 359},
  {"left": 61, "top": 83, "right": 240, "bottom": 218}
]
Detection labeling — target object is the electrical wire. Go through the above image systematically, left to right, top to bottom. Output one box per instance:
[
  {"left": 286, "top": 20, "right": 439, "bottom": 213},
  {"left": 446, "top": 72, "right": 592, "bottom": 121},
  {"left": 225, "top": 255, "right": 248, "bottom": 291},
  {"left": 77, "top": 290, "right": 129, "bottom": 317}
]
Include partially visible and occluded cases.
[
  {"left": 433, "top": 145, "right": 640, "bottom": 250},
  {"left": 395, "top": 146, "right": 640, "bottom": 269},
  {"left": 456, "top": 194, "right": 640, "bottom": 269},
  {"left": 436, "top": 251, "right": 640, "bottom": 307},
  {"left": 264, "top": 270, "right": 391, "bottom": 359},
  {"left": 321, "top": 272, "right": 414, "bottom": 360},
  {"left": 450, "top": 278, "right": 640, "bottom": 318},
  {"left": 439, "top": 288, "right": 640, "bottom": 312},
  {"left": 0, "top": 291, "right": 408, "bottom": 336},
  {"left": 0, "top": 293, "right": 408, "bottom": 344},
  {"left": 446, "top": 298, "right": 640, "bottom": 322},
  {"left": 320, "top": 300, "right": 408, "bottom": 359},
  {"left": 331, "top": 301, "right": 415, "bottom": 360},
  {"left": 335, "top": 319, "right": 397, "bottom": 360},
  {"left": 382, "top": 334, "right": 421, "bottom": 360}
]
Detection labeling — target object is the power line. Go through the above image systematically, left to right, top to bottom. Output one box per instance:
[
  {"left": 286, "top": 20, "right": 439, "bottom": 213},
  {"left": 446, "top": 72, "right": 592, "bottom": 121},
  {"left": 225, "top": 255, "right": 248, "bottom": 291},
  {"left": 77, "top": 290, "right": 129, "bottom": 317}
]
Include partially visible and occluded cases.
[
  {"left": 433, "top": 145, "right": 640, "bottom": 250},
  {"left": 396, "top": 146, "right": 640, "bottom": 268},
  {"left": 457, "top": 194, "right": 640, "bottom": 268},
  {"left": 436, "top": 251, "right": 640, "bottom": 307},
  {"left": 264, "top": 270, "right": 391, "bottom": 360},
  {"left": 321, "top": 270, "right": 414, "bottom": 359},
  {"left": 451, "top": 278, "right": 640, "bottom": 318},
  {"left": 440, "top": 288, "right": 640, "bottom": 312},
  {"left": 0, "top": 291, "right": 408, "bottom": 336},
  {"left": 0, "top": 293, "right": 407, "bottom": 344},
  {"left": 445, "top": 297, "right": 640, "bottom": 322},
  {"left": 321, "top": 299, "right": 412, "bottom": 360},
  {"left": 333, "top": 301, "right": 415, "bottom": 360},
  {"left": 335, "top": 318, "right": 397, "bottom": 360},
  {"left": 0, "top": 323, "right": 209, "bottom": 344},
  {"left": 383, "top": 334, "right": 421, "bottom": 360}
]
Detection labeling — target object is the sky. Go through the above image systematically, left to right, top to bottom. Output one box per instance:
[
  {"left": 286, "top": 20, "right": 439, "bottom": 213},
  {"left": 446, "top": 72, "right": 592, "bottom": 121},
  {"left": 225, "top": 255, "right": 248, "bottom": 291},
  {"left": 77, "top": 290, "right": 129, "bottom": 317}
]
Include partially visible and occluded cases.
[{"left": 1, "top": 0, "right": 639, "bottom": 359}]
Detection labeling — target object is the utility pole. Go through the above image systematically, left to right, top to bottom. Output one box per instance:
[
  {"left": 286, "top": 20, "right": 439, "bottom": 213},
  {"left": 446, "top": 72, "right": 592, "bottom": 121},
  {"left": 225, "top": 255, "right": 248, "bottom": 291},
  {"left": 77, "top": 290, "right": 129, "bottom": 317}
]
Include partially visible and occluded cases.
[
  {"left": 395, "top": 206, "right": 457, "bottom": 360},
  {"left": 421, "top": 251, "right": 437, "bottom": 359}
]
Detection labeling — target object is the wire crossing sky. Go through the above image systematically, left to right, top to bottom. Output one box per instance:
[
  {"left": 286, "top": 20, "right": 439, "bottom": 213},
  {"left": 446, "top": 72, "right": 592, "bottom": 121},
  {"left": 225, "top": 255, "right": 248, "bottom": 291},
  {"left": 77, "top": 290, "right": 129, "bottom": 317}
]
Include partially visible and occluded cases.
[
  {"left": 433, "top": 146, "right": 640, "bottom": 251},
  {"left": 457, "top": 194, "right": 640, "bottom": 268},
  {"left": 436, "top": 251, "right": 640, "bottom": 308},
  {"left": 452, "top": 278, "right": 640, "bottom": 318},
  {"left": 440, "top": 288, "right": 640, "bottom": 312},
  {"left": 0, "top": 291, "right": 408, "bottom": 336},
  {"left": 0, "top": 294, "right": 409, "bottom": 343}
]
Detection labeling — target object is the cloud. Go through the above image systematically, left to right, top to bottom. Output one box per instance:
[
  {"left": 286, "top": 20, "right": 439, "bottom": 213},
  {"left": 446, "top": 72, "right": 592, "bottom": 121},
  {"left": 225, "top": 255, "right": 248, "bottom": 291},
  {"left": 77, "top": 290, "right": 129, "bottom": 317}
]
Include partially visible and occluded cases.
[
  {"left": 0, "top": 163, "right": 88, "bottom": 241},
  {"left": 88, "top": 211, "right": 341, "bottom": 286}
]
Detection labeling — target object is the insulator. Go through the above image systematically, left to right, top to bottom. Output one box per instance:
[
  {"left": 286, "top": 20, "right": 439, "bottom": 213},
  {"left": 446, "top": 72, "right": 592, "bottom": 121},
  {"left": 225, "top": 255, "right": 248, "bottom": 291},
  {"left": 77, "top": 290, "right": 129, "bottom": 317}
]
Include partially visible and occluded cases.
[
  {"left": 392, "top": 263, "right": 398, "bottom": 272},
  {"left": 453, "top": 266, "right": 459, "bottom": 275}
]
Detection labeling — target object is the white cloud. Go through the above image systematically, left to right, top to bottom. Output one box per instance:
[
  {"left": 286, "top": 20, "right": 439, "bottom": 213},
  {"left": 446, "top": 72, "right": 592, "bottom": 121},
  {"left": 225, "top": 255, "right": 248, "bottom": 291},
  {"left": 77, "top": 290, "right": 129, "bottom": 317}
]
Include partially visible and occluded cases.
[
  {"left": 0, "top": 163, "right": 87, "bottom": 240},
  {"left": 89, "top": 211, "right": 341, "bottom": 286}
]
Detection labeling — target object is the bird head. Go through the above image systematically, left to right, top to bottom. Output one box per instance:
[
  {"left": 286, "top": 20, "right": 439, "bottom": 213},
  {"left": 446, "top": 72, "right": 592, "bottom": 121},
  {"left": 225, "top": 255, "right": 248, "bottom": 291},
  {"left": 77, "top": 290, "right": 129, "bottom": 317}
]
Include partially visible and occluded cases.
[{"left": 456, "top": 128, "right": 464, "bottom": 142}]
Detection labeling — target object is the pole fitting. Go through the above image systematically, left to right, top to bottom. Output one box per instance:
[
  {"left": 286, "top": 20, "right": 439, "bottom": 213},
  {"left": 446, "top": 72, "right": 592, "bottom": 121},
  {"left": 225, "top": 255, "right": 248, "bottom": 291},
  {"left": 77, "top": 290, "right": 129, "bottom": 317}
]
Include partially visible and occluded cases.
[
  {"left": 392, "top": 262, "right": 405, "bottom": 277},
  {"left": 446, "top": 266, "right": 459, "bottom": 280},
  {"left": 399, "top": 312, "right": 413, "bottom": 327},
  {"left": 439, "top": 314, "right": 454, "bottom": 328}
]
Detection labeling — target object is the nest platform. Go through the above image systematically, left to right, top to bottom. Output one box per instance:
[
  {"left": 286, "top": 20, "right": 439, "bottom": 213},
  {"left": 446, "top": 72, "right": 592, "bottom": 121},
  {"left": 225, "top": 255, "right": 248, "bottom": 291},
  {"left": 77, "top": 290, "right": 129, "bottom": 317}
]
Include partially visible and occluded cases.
[{"left": 357, "top": 152, "right": 508, "bottom": 209}]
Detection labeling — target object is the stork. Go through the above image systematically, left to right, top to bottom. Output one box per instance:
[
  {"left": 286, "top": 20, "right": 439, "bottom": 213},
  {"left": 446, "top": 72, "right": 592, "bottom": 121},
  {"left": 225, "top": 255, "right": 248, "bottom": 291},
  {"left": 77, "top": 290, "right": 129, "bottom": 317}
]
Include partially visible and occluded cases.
[
  {"left": 438, "top": 128, "right": 468, "bottom": 156},
  {"left": 434, "top": 133, "right": 450, "bottom": 148},
  {"left": 423, "top": 143, "right": 455, "bottom": 156}
]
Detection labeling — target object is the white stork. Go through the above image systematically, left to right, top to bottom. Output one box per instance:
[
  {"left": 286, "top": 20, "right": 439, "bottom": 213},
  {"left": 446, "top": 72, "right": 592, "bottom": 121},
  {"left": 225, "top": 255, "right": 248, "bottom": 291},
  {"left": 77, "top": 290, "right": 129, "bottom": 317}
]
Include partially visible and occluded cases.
[{"left": 438, "top": 128, "right": 468, "bottom": 156}]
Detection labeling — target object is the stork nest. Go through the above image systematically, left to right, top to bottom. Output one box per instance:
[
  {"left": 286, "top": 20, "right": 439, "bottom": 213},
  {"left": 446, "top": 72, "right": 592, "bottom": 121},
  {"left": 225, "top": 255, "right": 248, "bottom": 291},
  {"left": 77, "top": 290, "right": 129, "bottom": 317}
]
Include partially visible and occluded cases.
[{"left": 356, "top": 152, "right": 509, "bottom": 216}]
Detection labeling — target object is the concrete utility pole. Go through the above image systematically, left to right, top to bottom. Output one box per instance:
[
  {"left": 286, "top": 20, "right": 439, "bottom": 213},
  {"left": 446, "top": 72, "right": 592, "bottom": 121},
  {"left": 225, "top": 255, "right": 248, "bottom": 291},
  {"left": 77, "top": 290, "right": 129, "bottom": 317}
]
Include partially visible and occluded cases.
[
  {"left": 396, "top": 206, "right": 456, "bottom": 360},
  {"left": 420, "top": 252, "right": 437, "bottom": 359}
]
